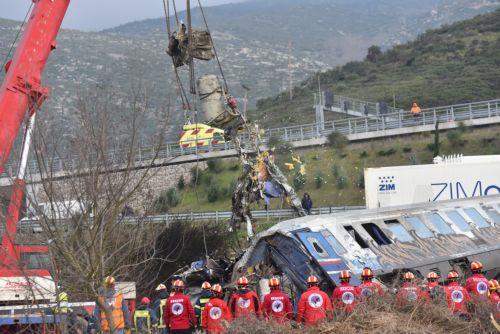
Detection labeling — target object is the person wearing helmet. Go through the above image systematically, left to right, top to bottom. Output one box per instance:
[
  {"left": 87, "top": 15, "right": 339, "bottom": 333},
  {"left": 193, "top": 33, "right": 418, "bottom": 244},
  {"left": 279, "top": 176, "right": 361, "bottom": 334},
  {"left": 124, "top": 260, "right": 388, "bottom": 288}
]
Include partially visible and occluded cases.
[
  {"left": 465, "top": 261, "right": 489, "bottom": 302},
  {"left": 355, "top": 267, "right": 384, "bottom": 301},
  {"left": 332, "top": 270, "right": 357, "bottom": 314},
  {"left": 444, "top": 271, "right": 471, "bottom": 318},
  {"left": 396, "top": 272, "right": 428, "bottom": 305},
  {"left": 424, "top": 272, "right": 443, "bottom": 300},
  {"left": 296, "top": 275, "right": 333, "bottom": 326},
  {"left": 94, "top": 276, "right": 131, "bottom": 333},
  {"left": 228, "top": 276, "right": 261, "bottom": 318},
  {"left": 262, "top": 277, "right": 293, "bottom": 323},
  {"left": 163, "top": 279, "right": 196, "bottom": 333},
  {"left": 487, "top": 279, "right": 499, "bottom": 320},
  {"left": 194, "top": 282, "right": 213, "bottom": 327},
  {"left": 152, "top": 283, "right": 169, "bottom": 334},
  {"left": 202, "top": 284, "right": 232, "bottom": 334},
  {"left": 134, "top": 297, "right": 158, "bottom": 334}
]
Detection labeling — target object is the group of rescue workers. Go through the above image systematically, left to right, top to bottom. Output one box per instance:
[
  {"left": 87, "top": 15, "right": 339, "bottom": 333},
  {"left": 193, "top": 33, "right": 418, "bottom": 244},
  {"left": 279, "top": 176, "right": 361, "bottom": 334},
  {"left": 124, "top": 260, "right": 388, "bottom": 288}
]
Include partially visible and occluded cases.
[{"left": 90, "top": 260, "right": 498, "bottom": 334}]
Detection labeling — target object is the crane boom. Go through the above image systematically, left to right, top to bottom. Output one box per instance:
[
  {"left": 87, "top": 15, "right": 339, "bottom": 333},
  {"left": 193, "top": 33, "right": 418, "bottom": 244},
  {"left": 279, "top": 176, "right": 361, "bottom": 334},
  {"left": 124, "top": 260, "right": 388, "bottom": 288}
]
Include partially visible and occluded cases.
[{"left": 0, "top": 0, "right": 70, "bottom": 175}]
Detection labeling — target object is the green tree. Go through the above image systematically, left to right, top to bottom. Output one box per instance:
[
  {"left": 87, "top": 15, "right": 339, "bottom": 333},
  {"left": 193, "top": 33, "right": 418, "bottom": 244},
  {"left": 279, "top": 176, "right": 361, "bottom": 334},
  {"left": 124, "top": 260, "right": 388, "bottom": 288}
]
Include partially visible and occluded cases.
[{"left": 366, "top": 45, "right": 382, "bottom": 63}]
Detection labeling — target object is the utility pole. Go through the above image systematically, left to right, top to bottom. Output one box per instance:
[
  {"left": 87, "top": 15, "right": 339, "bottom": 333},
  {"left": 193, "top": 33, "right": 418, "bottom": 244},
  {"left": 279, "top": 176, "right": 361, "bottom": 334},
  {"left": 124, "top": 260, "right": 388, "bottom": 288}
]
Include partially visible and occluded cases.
[
  {"left": 288, "top": 41, "right": 293, "bottom": 101},
  {"left": 241, "top": 84, "right": 250, "bottom": 118}
]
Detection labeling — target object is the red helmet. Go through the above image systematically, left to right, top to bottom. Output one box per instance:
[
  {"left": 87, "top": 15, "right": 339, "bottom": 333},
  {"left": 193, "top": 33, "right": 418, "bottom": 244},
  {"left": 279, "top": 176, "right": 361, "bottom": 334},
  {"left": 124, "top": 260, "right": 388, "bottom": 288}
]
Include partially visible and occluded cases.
[
  {"left": 470, "top": 261, "right": 482, "bottom": 271},
  {"left": 361, "top": 268, "right": 374, "bottom": 279},
  {"left": 339, "top": 270, "right": 351, "bottom": 280},
  {"left": 447, "top": 271, "right": 459, "bottom": 280},
  {"left": 403, "top": 272, "right": 415, "bottom": 280},
  {"left": 427, "top": 272, "right": 439, "bottom": 280},
  {"left": 307, "top": 275, "right": 319, "bottom": 285},
  {"left": 237, "top": 276, "right": 249, "bottom": 286},
  {"left": 268, "top": 277, "right": 280, "bottom": 288},
  {"left": 172, "top": 279, "right": 185, "bottom": 289},
  {"left": 488, "top": 279, "right": 499, "bottom": 291},
  {"left": 201, "top": 281, "right": 212, "bottom": 290},
  {"left": 211, "top": 284, "right": 223, "bottom": 294},
  {"left": 141, "top": 297, "right": 151, "bottom": 305}
]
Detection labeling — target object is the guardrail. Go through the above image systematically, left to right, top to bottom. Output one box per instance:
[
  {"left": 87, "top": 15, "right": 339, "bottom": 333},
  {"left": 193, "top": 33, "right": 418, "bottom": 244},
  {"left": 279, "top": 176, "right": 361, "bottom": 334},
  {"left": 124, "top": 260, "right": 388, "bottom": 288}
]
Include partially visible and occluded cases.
[
  {"left": 2, "top": 98, "right": 499, "bottom": 178},
  {"left": 15, "top": 206, "right": 365, "bottom": 230}
]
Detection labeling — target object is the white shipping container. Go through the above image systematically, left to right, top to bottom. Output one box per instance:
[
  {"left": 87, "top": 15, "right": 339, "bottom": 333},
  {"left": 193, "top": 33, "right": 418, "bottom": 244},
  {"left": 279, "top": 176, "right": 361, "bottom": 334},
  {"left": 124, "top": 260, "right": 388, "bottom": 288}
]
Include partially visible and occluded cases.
[{"left": 364, "top": 157, "right": 500, "bottom": 209}]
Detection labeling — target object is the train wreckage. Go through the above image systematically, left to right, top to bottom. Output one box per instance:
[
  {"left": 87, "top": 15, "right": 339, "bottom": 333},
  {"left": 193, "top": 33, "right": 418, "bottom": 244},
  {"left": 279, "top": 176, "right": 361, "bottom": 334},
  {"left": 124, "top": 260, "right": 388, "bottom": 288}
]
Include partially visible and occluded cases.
[{"left": 179, "top": 195, "right": 500, "bottom": 295}]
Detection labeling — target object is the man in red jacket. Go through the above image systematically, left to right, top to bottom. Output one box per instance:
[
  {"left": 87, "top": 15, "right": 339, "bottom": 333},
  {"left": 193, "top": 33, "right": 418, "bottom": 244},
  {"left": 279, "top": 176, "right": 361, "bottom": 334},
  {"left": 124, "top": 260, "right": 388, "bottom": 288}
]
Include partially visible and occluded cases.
[
  {"left": 465, "top": 261, "right": 489, "bottom": 302},
  {"left": 355, "top": 267, "right": 384, "bottom": 301},
  {"left": 332, "top": 270, "right": 357, "bottom": 313},
  {"left": 423, "top": 271, "right": 443, "bottom": 300},
  {"left": 444, "top": 271, "right": 471, "bottom": 318},
  {"left": 396, "top": 272, "right": 428, "bottom": 306},
  {"left": 296, "top": 275, "right": 332, "bottom": 326},
  {"left": 228, "top": 276, "right": 260, "bottom": 318},
  {"left": 262, "top": 277, "right": 293, "bottom": 323},
  {"left": 163, "top": 279, "right": 196, "bottom": 333},
  {"left": 488, "top": 279, "right": 499, "bottom": 320},
  {"left": 202, "top": 284, "right": 232, "bottom": 334}
]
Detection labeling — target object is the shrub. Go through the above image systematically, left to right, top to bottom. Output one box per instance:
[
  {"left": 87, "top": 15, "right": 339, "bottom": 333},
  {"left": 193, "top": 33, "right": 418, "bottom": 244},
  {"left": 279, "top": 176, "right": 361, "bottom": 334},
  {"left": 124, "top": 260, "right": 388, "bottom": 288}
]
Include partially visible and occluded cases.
[
  {"left": 366, "top": 45, "right": 382, "bottom": 63},
  {"left": 457, "top": 121, "right": 467, "bottom": 133},
  {"left": 446, "top": 130, "right": 465, "bottom": 148},
  {"left": 327, "top": 132, "right": 349, "bottom": 150},
  {"left": 267, "top": 136, "right": 293, "bottom": 155},
  {"left": 403, "top": 147, "right": 412, "bottom": 153},
  {"left": 377, "top": 148, "right": 397, "bottom": 156},
  {"left": 359, "top": 150, "right": 369, "bottom": 158},
  {"left": 207, "top": 159, "right": 223, "bottom": 173},
  {"left": 228, "top": 163, "right": 240, "bottom": 171},
  {"left": 333, "top": 165, "right": 348, "bottom": 189},
  {"left": 190, "top": 166, "right": 202, "bottom": 186},
  {"left": 293, "top": 172, "right": 306, "bottom": 190},
  {"left": 314, "top": 172, "right": 324, "bottom": 189},
  {"left": 202, "top": 173, "right": 215, "bottom": 186},
  {"left": 177, "top": 175, "right": 185, "bottom": 190},
  {"left": 207, "top": 183, "right": 220, "bottom": 203},
  {"left": 154, "top": 187, "right": 180, "bottom": 213},
  {"left": 166, "top": 188, "right": 180, "bottom": 207}
]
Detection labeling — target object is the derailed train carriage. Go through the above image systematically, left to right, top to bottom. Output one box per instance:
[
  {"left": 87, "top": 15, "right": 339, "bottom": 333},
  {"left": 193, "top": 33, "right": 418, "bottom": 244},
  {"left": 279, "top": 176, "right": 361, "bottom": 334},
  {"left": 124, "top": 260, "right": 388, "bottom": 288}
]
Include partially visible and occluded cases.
[{"left": 232, "top": 195, "right": 500, "bottom": 293}]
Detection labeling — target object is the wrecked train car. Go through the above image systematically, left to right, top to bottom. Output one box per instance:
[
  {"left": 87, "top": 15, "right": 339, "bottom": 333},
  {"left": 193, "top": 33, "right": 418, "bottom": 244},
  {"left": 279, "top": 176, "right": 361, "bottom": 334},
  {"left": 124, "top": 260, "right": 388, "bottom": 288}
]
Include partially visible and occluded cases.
[{"left": 233, "top": 195, "right": 500, "bottom": 293}]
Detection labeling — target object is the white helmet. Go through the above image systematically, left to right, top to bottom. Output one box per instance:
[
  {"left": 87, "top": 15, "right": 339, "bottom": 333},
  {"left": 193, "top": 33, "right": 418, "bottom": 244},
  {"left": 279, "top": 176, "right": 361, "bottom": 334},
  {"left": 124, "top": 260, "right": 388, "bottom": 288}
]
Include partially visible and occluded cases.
[{"left": 155, "top": 283, "right": 167, "bottom": 291}]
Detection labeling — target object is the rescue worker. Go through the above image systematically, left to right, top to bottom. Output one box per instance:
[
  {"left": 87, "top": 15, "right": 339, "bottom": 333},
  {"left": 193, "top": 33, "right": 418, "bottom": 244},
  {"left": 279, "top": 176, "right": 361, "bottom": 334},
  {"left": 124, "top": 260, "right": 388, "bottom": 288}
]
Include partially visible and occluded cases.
[
  {"left": 410, "top": 102, "right": 422, "bottom": 116},
  {"left": 301, "top": 193, "right": 313, "bottom": 215},
  {"left": 465, "top": 260, "right": 489, "bottom": 302},
  {"left": 355, "top": 267, "right": 384, "bottom": 300},
  {"left": 332, "top": 270, "right": 357, "bottom": 314},
  {"left": 424, "top": 271, "right": 443, "bottom": 300},
  {"left": 444, "top": 271, "right": 471, "bottom": 318},
  {"left": 396, "top": 272, "right": 428, "bottom": 305},
  {"left": 296, "top": 275, "right": 333, "bottom": 326},
  {"left": 94, "top": 276, "right": 131, "bottom": 334},
  {"left": 228, "top": 276, "right": 261, "bottom": 318},
  {"left": 262, "top": 277, "right": 293, "bottom": 323},
  {"left": 163, "top": 279, "right": 196, "bottom": 333},
  {"left": 487, "top": 279, "right": 499, "bottom": 319},
  {"left": 194, "top": 281, "right": 213, "bottom": 327},
  {"left": 153, "top": 283, "right": 169, "bottom": 334},
  {"left": 202, "top": 284, "right": 232, "bottom": 334},
  {"left": 48, "top": 291, "right": 76, "bottom": 333},
  {"left": 134, "top": 297, "right": 158, "bottom": 334}
]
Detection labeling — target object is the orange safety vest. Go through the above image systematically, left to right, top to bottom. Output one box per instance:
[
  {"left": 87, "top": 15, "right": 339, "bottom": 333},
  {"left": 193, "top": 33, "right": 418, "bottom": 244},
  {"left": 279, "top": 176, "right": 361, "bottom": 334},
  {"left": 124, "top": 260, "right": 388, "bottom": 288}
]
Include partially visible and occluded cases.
[
  {"left": 410, "top": 103, "right": 421, "bottom": 114},
  {"left": 99, "top": 293, "right": 126, "bottom": 331}
]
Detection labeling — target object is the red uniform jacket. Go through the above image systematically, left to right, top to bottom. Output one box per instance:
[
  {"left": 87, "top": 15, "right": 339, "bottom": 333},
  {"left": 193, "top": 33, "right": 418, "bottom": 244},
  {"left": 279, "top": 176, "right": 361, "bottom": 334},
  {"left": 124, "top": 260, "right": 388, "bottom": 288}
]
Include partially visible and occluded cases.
[
  {"left": 465, "top": 274, "right": 489, "bottom": 301},
  {"left": 355, "top": 281, "right": 384, "bottom": 301},
  {"left": 332, "top": 282, "right": 357, "bottom": 313},
  {"left": 444, "top": 282, "right": 470, "bottom": 314},
  {"left": 396, "top": 283, "right": 428, "bottom": 305},
  {"left": 296, "top": 286, "right": 332, "bottom": 326},
  {"left": 228, "top": 289, "right": 260, "bottom": 318},
  {"left": 262, "top": 290, "right": 293, "bottom": 323},
  {"left": 163, "top": 292, "right": 196, "bottom": 330},
  {"left": 488, "top": 292, "right": 500, "bottom": 319},
  {"left": 202, "top": 298, "right": 232, "bottom": 334}
]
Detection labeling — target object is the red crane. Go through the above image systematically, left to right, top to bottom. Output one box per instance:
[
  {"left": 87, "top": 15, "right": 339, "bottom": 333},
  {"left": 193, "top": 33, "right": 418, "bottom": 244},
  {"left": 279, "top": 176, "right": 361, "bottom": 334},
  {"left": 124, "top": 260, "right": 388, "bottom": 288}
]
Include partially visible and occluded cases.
[{"left": 0, "top": 0, "right": 70, "bottom": 304}]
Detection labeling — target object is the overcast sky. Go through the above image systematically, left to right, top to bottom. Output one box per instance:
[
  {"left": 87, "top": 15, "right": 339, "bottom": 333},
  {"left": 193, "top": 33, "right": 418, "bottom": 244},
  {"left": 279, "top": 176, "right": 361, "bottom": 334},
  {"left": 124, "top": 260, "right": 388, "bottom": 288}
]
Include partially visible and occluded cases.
[{"left": 1, "top": 0, "right": 241, "bottom": 31}]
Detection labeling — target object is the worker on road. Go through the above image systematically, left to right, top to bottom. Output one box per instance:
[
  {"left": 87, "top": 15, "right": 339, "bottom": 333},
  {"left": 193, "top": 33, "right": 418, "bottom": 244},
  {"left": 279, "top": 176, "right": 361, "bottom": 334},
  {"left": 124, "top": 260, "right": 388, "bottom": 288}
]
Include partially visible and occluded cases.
[
  {"left": 410, "top": 102, "right": 422, "bottom": 116},
  {"left": 301, "top": 193, "right": 313, "bottom": 215},
  {"left": 465, "top": 261, "right": 489, "bottom": 302},
  {"left": 355, "top": 267, "right": 384, "bottom": 301},
  {"left": 332, "top": 270, "right": 357, "bottom": 314},
  {"left": 444, "top": 271, "right": 471, "bottom": 319},
  {"left": 396, "top": 272, "right": 428, "bottom": 306},
  {"left": 424, "top": 272, "right": 444, "bottom": 300},
  {"left": 296, "top": 275, "right": 333, "bottom": 326},
  {"left": 94, "top": 276, "right": 131, "bottom": 334},
  {"left": 228, "top": 276, "right": 261, "bottom": 318},
  {"left": 262, "top": 277, "right": 293, "bottom": 323},
  {"left": 163, "top": 279, "right": 196, "bottom": 334},
  {"left": 488, "top": 279, "right": 499, "bottom": 319},
  {"left": 194, "top": 281, "right": 213, "bottom": 327},
  {"left": 152, "top": 283, "right": 169, "bottom": 334},
  {"left": 202, "top": 284, "right": 232, "bottom": 334},
  {"left": 134, "top": 297, "right": 158, "bottom": 334}
]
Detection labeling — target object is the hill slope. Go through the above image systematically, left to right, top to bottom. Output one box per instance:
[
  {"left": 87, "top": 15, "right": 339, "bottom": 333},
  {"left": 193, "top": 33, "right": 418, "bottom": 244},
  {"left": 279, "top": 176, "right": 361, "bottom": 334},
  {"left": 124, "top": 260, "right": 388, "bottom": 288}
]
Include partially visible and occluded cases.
[{"left": 253, "top": 9, "right": 500, "bottom": 127}]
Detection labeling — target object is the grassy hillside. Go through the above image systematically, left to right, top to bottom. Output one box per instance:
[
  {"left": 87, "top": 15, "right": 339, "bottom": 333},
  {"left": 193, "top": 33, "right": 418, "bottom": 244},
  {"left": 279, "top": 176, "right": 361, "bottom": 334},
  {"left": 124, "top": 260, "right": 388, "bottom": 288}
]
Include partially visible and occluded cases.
[
  {"left": 252, "top": 9, "right": 500, "bottom": 127},
  {"left": 159, "top": 124, "right": 500, "bottom": 213}
]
